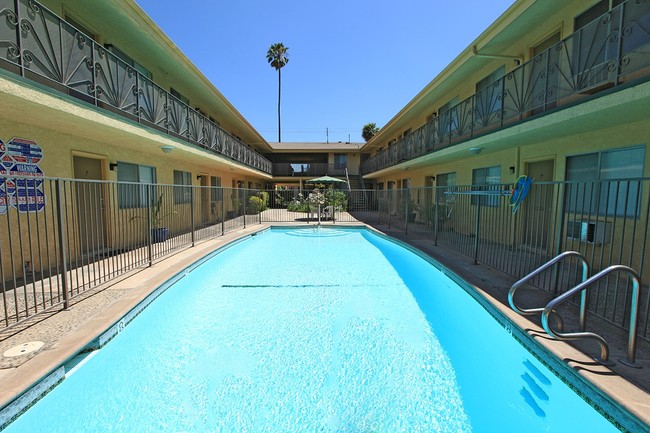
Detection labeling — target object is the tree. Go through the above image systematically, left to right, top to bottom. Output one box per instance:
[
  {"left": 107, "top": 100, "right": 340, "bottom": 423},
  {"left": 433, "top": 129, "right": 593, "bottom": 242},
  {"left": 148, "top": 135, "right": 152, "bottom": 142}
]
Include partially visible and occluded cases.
[
  {"left": 266, "top": 43, "right": 289, "bottom": 142},
  {"left": 362, "top": 122, "right": 379, "bottom": 142}
]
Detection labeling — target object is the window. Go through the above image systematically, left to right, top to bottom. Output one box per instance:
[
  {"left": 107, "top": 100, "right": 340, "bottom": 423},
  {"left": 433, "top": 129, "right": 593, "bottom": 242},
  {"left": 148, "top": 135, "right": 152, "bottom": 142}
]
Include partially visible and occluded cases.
[
  {"left": 573, "top": 0, "right": 625, "bottom": 87},
  {"left": 574, "top": 0, "right": 623, "bottom": 31},
  {"left": 64, "top": 15, "right": 96, "bottom": 41},
  {"left": 532, "top": 32, "right": 561, "bottom": 57},
  {"left": 104, "top": 44, "right": 152, "bottom": 80},
  {"left": 475, "top": 66, "right": 505, "bottom": 123},
  {"left": 170, "top": 88, "right": 189, "bottom": 105},
  {"left": 438, "top": 97, "right": 460, "bottom": 136},
  {"left": 565, "top": 146, "right": 644, "bottom": 217},
  {"left": 334, "top": 154, "right": 347, "bottom": 170},
  {"left": 117, "top": 162, "right": 156, "bottom": 209},
  {"left": 472, "top": 166, "right": 501, "bottom": 207},
  {"left": 173, "top": 170, "right": 192, "bottom": 204},
  {"left": 436, "top": 172, "right": 456, "bottom": 204},
  {"left": 211, "top": 176, "right": 222, "bottom": 201}
]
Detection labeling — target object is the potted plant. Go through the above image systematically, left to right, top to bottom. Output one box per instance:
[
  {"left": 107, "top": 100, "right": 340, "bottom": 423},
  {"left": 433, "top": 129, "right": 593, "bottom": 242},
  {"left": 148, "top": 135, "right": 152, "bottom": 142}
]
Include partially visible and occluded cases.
[
  {"left": 131, "top": 193, "right": 176, "bottom": 243},
  {"left": 149, "top": 193, "right": 177, "bottom": 242}
]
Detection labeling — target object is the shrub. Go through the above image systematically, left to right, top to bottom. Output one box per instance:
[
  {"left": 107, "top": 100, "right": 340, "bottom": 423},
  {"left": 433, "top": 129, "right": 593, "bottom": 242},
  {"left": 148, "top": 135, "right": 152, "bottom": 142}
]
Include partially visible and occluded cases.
[
  {"left": 325, "top": 189, "right": 348, "bottom": 211},
  {"left": 257, "top": 191, "right": 269, "bottom": 211},
  {"left": 248, "top": 196, "right": 264, "bottom": 214}
]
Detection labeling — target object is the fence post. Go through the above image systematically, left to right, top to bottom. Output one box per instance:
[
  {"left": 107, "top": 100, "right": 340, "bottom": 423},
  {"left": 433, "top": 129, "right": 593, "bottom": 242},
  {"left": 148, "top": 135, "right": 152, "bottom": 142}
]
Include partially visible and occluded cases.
[
  {"left": 55, "top": 179, "right": 70, "bottom": 309},
  {"left": 552, "top": 182, "right": 567, "bottom": 294},
  {"left": 146, "top": 184, "right": 153, "bottom": 267},
  {"left": 190, "top": 186, "right": 195, "bottom": 247},
  {"left": 221, "top": 188, "right": 225, "bottom": 236},
  {"left": 243, "top": 189, "right": 247, "bottom": 229},
  {"left": 376, "top": 190, "right": 380, "bottom": 224},
  {"left": 387, "top": 190, "right": 391, "bottom": 228},
  {"left": 404, "top": 190, "right": 409, "bottom": 235},
  {"left": 434, "top": 199, "right": 439, "bottom": 246},
  {"left": 473, "top": 199, "right": 481, "bottom": 265}
]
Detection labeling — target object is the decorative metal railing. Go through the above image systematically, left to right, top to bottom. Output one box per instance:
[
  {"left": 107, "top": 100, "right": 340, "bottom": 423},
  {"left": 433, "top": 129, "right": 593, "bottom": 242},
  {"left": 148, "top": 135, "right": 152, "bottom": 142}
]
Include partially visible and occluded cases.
[
  {"left": 0, "top": 0, "right": 272, "bottom": 174},
  {"left": 362, "top": 0, "right": 650, "bottom": 174},
  {"left": 271, "top": 162, "right": 347, "bottom": 177}
]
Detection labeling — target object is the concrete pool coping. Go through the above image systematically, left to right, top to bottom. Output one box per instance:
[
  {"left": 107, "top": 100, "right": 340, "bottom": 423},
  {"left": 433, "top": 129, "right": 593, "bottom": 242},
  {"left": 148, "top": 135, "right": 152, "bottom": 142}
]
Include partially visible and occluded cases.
[{"left": 0, "top": 222, "right": 648, "bottom": 431}]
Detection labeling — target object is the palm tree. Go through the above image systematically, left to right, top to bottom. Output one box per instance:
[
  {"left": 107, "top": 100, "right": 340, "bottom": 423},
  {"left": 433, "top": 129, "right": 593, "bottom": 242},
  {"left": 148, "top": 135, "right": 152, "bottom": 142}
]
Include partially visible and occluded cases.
[
  {"left": 266, "top": 43, "right": 289, "bottom": 142},
  {"left": 362, "top": 123, "right": 379, "bottom": 142}
]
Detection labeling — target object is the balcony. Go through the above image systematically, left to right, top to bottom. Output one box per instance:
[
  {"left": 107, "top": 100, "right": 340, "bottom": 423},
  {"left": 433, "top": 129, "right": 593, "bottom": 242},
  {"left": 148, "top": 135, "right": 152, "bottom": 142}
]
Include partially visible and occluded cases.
[
  {"left": 0, "top": 0, "right": 272, "bottom": 174},
  {"left": 362, "top": 0, "right": 650, "bottom": 175},
  {"left": 272, "top": 162, "right": 347, "bottom": 177}
]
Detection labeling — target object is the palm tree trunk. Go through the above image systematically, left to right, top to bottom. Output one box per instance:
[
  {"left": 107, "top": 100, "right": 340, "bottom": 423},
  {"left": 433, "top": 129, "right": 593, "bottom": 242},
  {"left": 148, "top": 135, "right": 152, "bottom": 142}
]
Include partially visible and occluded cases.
[{"left": 278, "top": 67, "right": 282, "bottom": 142}]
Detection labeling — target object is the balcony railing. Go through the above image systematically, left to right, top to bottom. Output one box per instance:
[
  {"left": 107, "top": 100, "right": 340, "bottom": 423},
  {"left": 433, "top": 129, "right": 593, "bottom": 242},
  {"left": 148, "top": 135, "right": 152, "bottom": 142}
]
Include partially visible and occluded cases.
[
  {"left": 0, "top": 0, "right": 272, "bottom": 174},
  {"left": 362, "top": 0, "right": 650, "bottom": 175},
  {"left": 272, "top": 162, "right": 347, "bottom": 177}
]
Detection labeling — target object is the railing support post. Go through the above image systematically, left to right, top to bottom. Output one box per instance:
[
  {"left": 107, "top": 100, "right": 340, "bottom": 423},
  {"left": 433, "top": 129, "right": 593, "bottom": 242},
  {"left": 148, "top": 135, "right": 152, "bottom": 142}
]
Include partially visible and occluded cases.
[
  {"left": 13, "top": 0, "right": 23, "bottom": 77},
  {"left": 54, "top": 180, "right": 70, "bottom": 309}
]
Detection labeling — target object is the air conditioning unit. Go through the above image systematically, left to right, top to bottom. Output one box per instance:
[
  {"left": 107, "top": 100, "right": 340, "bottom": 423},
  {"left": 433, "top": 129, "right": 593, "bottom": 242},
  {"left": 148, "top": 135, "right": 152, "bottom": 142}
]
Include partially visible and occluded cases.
[{"left": 566, "top": 220, "right": 611, "bottom": 244}]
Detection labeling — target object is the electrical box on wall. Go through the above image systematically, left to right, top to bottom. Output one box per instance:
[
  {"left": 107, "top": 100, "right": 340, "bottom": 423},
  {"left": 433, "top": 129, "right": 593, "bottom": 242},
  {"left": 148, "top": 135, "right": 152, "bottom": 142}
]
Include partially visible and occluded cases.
[{"left": 566, "top": 220, "right": 611, "bottom": 244}]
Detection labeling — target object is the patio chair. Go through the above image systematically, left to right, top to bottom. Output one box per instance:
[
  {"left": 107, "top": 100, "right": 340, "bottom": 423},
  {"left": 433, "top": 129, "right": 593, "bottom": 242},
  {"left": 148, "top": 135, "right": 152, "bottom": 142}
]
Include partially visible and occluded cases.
[{"left": 322, "top": 206, "right": 334, "bottom": 220}]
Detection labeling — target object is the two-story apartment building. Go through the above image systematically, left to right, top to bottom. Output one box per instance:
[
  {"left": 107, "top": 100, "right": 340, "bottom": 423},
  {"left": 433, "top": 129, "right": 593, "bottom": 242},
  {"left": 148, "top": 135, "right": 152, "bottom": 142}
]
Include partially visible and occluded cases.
[
  {"left": 0, "top": 0, "right": 274, "bottom": 209},
  {"left": 358, "top": 0, "right": 650, "bottom": 273},
  {"left": 361, "top": 0, "right": 649, "bottom": 203},
  {"left": 363, "top": 0, "right": 650, "bottom": 188}
]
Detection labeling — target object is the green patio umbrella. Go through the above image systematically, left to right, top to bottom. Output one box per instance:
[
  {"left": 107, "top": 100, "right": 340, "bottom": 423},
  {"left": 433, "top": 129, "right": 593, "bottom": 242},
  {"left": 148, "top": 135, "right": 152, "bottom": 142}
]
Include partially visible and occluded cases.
[{"left": 305, "top": 175, "right": 346, "bottom": 185}]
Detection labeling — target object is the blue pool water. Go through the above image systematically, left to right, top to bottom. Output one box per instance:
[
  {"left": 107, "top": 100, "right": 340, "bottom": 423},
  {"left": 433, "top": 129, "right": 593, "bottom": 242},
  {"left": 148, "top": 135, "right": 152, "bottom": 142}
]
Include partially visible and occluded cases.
[{"left": 3, "top": 227, "right": 619, "bottom": 432}]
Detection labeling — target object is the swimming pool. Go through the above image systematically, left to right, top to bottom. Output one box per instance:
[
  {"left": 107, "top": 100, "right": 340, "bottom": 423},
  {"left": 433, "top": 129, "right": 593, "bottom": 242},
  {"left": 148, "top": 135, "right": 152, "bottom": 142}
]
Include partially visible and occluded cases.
[{"left": 1, "top": 227, "right": 622, "bottom": 432}]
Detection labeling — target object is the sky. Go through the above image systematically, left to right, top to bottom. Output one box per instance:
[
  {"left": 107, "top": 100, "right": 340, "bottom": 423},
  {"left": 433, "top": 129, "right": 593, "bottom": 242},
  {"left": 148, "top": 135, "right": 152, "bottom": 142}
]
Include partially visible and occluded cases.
[{"left": 135, "top": 0, "right": 515, "bottom": 143}]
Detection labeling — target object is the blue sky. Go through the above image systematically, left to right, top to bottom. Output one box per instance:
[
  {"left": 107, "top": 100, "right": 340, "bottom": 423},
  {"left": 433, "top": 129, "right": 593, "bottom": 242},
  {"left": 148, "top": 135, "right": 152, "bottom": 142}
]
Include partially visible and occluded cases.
[{"left": 135, "top": 0, "right": 514, "bottom": 143}]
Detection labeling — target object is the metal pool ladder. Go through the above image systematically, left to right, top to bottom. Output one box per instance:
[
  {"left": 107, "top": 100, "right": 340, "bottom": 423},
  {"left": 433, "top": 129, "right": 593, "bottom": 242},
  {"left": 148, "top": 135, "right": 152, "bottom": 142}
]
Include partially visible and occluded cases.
[
  {"left": 509, "top": 251, "right": 590, "bottom": 332},
  {"left": 508, "top": 252, "right": 642, "bottom": 368}
]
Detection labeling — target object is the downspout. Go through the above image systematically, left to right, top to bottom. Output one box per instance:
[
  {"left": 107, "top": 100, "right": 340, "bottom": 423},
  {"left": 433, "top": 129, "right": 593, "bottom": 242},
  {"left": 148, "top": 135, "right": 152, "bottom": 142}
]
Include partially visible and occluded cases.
[{"left": 472, "top": 45, "right": 523, "bottom": 65}]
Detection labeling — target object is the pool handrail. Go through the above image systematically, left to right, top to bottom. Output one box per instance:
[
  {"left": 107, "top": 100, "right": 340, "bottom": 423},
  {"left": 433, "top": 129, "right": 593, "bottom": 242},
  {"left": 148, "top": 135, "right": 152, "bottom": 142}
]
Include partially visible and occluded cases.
[
  {"left": 508, "top": 251, "right": 590, "bottom": 331},
  {"left": 541, "top": 265, "right": 642, "bottom": 368}
]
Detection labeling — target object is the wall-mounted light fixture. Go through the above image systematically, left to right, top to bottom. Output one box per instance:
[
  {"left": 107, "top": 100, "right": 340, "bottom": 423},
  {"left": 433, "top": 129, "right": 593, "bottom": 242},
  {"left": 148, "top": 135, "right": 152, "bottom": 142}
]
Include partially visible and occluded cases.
[
  {"left": 160, "top": 145, "right": 174, "bottom": 154},
  {"left": 469, "top": 147, "right": 483, "bottom": 156},
  {"left": 109, "top": 162, "right": 118, "bottom": 171},
  {"left": 509, "top": 166, "right": 516, "bottom": 174},
  {"left": 196, "top": 172, "right": 208, "bottom": 180}
]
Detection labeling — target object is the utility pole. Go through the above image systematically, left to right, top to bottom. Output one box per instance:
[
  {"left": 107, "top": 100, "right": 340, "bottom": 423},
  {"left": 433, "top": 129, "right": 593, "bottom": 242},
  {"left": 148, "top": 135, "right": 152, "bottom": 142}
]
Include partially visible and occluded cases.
[{"left": 326, "top": 127, "right": 329, "bottom": 143}]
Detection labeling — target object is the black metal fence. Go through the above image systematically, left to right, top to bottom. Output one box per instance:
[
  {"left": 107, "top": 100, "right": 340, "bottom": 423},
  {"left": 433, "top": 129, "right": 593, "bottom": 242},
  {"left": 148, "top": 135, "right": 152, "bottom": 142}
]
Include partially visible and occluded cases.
[
  {"left": 0, "top": 0, "right": 272, "bottom": 173},
  {"left": 362, "top": 0, "right": 650, "bottom": 174},
  {"left": 1, "top": 176, "right": 649, "bottom": 344},
  {"left": 352, "top": 181, "right": 650, "bottom": 342}
]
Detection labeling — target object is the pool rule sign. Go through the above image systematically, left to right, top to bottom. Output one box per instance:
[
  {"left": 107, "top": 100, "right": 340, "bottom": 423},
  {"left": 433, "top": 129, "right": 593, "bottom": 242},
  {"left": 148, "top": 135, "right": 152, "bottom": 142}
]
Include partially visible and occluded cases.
[{"left": 0, "top": 137, "right": 45, "bottom": 214}]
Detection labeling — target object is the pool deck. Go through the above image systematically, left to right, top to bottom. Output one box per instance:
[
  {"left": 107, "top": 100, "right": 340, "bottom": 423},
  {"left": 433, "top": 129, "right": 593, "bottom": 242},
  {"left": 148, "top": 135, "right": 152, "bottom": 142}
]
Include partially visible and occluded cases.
[{"left": 0, "top": 222, "right": 648, "bottom": 431}]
